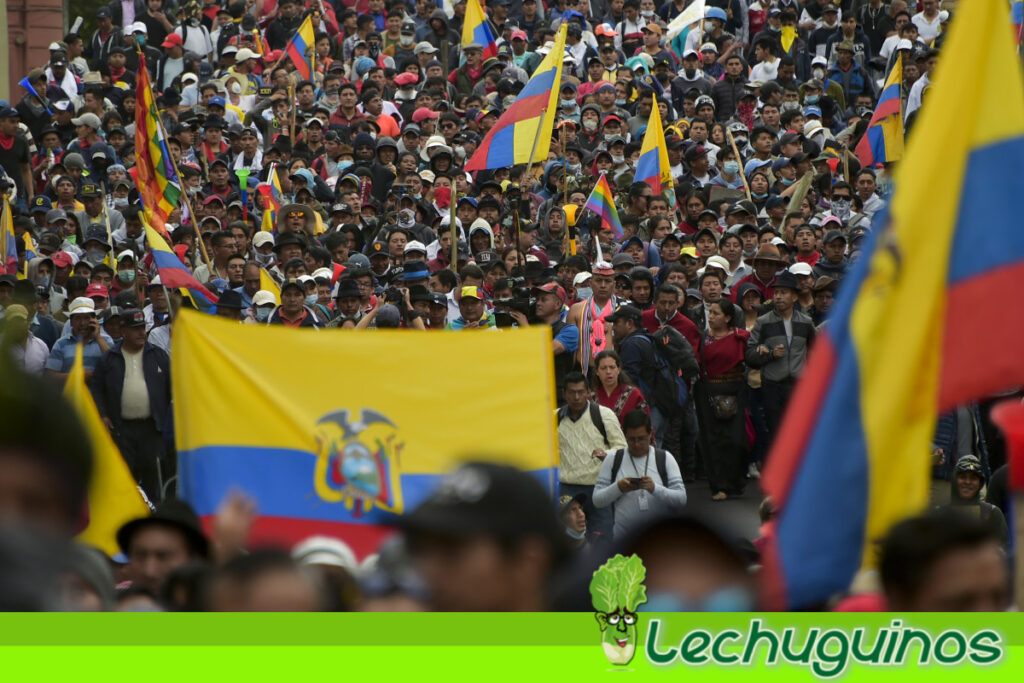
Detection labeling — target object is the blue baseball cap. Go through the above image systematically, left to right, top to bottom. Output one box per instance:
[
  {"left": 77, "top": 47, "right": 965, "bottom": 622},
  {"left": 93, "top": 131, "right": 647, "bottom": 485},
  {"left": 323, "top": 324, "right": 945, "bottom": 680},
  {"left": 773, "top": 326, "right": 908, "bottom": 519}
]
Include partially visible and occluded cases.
[
  {"left": 208, "top": 96, "right": 226, "bottom": 108},
  {"left": 803, "top": 105, "right": 823, "bottom": 118}
]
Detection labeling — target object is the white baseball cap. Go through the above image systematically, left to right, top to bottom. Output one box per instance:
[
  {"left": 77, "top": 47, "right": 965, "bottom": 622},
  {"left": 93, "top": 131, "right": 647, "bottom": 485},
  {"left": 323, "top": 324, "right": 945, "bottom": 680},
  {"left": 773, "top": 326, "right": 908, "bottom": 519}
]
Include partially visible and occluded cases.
[
  {"left": 235, "top": 48, "right": 259, "bottom": 62},
  {"left": 252, "top": 232, "right": 275, "bottom": 248},
  {"left": 404, "top": 240, "right": 427, "bottom": 254},
  {"left": 789, "top": 262, "right": 814, "bottom": 277},
  {"left": 573, "top": 271, "right": 593, "bottom": 286},
  {"left": 253, "top": 290, "right": 277, "bottom": 307},
  {"left": 68, "top": 297, "right": 97, "bottom": 316}
]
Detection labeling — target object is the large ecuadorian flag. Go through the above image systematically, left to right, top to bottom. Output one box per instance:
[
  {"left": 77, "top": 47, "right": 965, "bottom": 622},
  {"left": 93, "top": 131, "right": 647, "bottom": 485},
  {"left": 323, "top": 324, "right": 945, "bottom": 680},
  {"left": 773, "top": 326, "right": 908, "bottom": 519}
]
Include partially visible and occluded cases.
[
  {"left": 761, "top": 0, "right": 1024, "bottom": 610},
  {"left": 464, "top": 24, "right": 567, "bottom": 172},
  {"left": 172, "top": 312, "right": 559, "bottom": 558}
]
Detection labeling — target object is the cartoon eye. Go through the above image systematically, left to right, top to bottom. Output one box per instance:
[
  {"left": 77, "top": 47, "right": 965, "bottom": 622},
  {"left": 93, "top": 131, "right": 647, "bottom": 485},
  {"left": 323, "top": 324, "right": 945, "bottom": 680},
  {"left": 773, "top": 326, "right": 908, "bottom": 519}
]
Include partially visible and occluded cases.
[
  {"left": 607, "top": 614, "right": 620, "bottom": 625},
  {"left": 623, "top": 614, "right": 636, "bottom": 625}
]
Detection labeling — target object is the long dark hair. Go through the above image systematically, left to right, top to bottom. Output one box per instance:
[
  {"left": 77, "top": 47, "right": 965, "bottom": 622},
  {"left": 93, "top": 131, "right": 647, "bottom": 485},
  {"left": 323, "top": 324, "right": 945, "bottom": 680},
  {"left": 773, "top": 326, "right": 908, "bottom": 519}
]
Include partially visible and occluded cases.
[
  {"left": 708, "top": 297, "right": 737, "bottom": 329},
  {"left": 592, "top": 349, "right": 637, "bottom": 389}
]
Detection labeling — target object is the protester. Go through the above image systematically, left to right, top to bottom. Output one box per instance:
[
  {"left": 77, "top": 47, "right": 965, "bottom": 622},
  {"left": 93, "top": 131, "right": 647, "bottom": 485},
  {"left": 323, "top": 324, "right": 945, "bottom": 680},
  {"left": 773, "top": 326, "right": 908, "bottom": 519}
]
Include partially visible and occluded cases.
[{"left": 0, "top": 0, "right": 1002, "bottom": 616}]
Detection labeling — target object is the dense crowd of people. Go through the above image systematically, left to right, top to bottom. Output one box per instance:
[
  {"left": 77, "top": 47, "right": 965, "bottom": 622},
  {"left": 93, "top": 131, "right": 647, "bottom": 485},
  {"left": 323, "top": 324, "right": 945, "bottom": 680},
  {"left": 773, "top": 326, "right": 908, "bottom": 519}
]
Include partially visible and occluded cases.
[{"left": 0, "top": 0, "right": 1016, "bottom": 612}]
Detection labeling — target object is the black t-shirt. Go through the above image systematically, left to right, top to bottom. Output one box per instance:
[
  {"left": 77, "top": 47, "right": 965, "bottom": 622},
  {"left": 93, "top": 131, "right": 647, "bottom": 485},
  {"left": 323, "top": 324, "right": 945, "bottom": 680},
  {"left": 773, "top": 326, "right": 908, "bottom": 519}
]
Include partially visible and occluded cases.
[{"left": 0, "top": 134, "right": 30, "bottom": 197}]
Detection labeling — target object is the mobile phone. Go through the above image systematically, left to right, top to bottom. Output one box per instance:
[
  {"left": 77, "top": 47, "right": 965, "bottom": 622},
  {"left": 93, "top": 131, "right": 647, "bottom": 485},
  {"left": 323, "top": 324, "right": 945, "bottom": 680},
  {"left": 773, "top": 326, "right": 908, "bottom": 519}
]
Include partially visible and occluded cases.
[{"left": 629, "top": 478, "right": 642, "bottom": 485}]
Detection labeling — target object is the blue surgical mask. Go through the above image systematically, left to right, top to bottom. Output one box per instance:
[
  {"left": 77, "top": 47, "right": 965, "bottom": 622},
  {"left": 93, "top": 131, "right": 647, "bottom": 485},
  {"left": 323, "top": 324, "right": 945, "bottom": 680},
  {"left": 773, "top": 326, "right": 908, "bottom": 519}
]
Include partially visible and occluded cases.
[
  {"left": 805, "top": 94, "right": 820, "bottom": 104},
  {"left": 560, "top": 98, "right": 577, "bottom": 109},
  {"left": 615, "top": 98, "right": 627, "bottom": 107},
  {"left": 723, "top": 160, "right": 739, "bottom": 175},
  {"left": 780, "top": 177, "right": 795, "bottom": 186},
  {"left": 752, "top": 191, "right": 768, "bottom": 200},
  {"left": 37, "top": 275, "right": 52, "bottom": 289},
  {"left": 576, "top": 286, "right": 592, "bottom": 299},
  {"left": 305, "top": 293, "right": 318, "bottom": 306},
  {"left": 256, "top": 308, "right": 272, "bottom": 322},
  {"left": 565, "top": 527, "right": 586, "bottom": 540}
]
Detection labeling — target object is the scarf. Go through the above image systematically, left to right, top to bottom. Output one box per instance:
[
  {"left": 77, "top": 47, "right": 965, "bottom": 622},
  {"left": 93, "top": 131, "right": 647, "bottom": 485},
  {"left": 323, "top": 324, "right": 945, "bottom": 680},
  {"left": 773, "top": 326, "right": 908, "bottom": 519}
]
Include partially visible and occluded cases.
[{"left": 0, "top": 133, "right": 14, "bottom": 151}]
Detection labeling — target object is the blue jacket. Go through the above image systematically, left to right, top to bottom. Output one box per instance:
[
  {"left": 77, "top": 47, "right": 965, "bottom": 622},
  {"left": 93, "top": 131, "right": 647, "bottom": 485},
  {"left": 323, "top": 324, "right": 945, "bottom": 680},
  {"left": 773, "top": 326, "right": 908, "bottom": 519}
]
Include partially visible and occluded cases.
[{"left": 89, "top": 342, "right": 172, "bottom": 433}]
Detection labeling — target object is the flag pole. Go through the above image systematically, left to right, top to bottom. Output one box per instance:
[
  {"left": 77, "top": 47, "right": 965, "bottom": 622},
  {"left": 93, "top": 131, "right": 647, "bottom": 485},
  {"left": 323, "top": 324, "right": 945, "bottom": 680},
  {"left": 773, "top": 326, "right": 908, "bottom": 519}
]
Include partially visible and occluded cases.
[
  {"left": 137, "top": 50, "right": 215, "bottom": 274},
  {"left": 561, "top": 124, "right": 574, "bottom": 255},
  {"left": 726, "top": 128, "right": 752, "bottom": 202},
  {"left": 449, "top": 184, "right": 458, "bottom": 273},
  {"left": 140, "top": 210, "right": 177, "bottom": 324}
]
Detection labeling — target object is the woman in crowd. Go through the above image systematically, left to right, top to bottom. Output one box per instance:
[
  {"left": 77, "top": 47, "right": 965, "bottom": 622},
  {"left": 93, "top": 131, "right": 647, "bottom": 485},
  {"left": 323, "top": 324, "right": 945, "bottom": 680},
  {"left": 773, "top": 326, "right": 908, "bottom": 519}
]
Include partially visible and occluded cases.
[{"left": 695, "top": 298, "right": 750, "bottom": 501}]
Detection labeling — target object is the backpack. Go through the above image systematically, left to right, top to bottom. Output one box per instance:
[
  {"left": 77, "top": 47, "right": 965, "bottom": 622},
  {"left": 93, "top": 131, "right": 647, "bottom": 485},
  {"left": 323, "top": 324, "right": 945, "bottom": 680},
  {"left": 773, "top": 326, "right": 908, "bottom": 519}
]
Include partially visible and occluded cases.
[
  {"left": 646, "top": 324, "right": 699, "bottom": 383},
  {"left": 635, "top": 333, "right": 690, "bottom": 413},
  {"left": 557, "top": 401, "right": 609, "bottom": 447},
  {"left": 610, "top": 448, "right": 669, "bottom": 484}
]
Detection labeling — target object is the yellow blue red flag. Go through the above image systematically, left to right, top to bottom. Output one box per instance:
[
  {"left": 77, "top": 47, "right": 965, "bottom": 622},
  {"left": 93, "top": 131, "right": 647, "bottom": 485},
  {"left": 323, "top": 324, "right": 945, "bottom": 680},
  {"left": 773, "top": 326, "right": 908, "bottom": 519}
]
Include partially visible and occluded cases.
[
  {"left": 462, "top": 0, "right": 498, "bottom": 61},
  {"left": 762, "top": 0, "right": 1024, "bottom": 609},
  {"left": 285, "top": 14, "right": 316, "bottom": 81},
  {"left": 464, "top": 25, "right": 567, "bottom": 172},
  {"left": 855, "top": 53, "right": 904, "bottom": 167},
  {"left": 633, "top": 94, "right": 673, "bottom": 195},
  {"left": 171, "top": 312, "right": 558, "bottom": 557},
  {"left": 65, "top": 345, "right": 150, "bottom": 555}
]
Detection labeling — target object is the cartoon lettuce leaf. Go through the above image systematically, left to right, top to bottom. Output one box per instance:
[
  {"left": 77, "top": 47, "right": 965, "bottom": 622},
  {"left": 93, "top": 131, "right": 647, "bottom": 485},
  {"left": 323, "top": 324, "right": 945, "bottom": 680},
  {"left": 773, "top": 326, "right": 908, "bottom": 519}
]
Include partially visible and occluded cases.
[
  {"left": 590, "top": 554, "right": 647, "bottom": 613},
  {"left": 620, "top": 554, "right": 647, "bottom": 612}
]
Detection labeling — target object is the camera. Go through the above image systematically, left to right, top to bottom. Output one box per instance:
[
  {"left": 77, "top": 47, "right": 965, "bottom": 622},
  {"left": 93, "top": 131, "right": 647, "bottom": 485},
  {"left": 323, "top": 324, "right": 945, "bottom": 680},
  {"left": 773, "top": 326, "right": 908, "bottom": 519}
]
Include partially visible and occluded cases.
[
  {"left": 493, "top": 277, "right": 536, "bottom": 328},
  {"left": 384, "top": 286, "right": 404, "bottom": 304}
]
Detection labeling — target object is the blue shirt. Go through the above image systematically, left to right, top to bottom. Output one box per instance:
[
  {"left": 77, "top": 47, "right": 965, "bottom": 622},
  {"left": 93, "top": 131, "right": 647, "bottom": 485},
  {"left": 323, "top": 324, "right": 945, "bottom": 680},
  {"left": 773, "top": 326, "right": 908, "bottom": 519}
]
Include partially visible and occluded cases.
[
  {"left": 554, "top": 318, "right": 579, "bottom": 354},
  {"left": 46, "top": 333, "right": 114, "bottom": 372}
]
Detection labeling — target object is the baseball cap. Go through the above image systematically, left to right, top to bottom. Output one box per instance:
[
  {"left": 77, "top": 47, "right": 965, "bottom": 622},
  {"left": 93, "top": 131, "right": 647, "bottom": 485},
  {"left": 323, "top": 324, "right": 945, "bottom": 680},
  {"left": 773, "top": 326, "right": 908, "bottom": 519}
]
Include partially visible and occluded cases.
[
  {"left": 162, "top": 33, "right": 183, "bottom": 48},
  {"left": 71, "top": 113, "right": 101, "bottom": 130},
  {"left": 252, "top": 232, "right": 275, "bottom": 248},
  {"left": 789, "top": 262, "right": 813, "bottom": 277},
  {"left": 573, "top": 271, "right": 593, "bottom": 287},
  {"left": 532, "top": 282, "right": 567, "bottom": 305},
  {"left": 85, "top": 283, "right": 109, "bottom": 299},
  {"left": 460, "top": 286, "right": 485, "bottom": 301},
  {"left": 252, "top": 290, "right": 277, "bottom": 307},
  {"left": 68, "top": 297, "right": 97, "bottom": 316},
  {"left": 4, "top": 304, "right": 28, "bottom": 321},
  {"left": 606, "top": 304, "right": 643, "bottom": 324},
  {"left": 122, "top": 310, "right": 147, "bottom": 327},
  {"left": 401, "top": 463, "right": 566, "bottom": 556}
]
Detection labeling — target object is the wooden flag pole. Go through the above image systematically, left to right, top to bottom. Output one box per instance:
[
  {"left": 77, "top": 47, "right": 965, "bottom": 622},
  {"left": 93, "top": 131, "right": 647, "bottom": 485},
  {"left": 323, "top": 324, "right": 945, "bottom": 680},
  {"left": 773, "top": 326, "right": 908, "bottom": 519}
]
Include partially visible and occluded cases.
[
  {"left": 147, "top": 97, "right": 215, "bottom": 273},
  {"left": 726, "top": 128, "right": 753, "bottom": 202}
]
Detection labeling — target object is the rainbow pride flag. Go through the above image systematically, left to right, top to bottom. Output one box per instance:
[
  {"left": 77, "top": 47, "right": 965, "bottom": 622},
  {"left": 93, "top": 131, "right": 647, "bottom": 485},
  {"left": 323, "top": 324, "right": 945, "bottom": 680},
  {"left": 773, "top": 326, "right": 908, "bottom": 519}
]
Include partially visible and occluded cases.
[
  {"left": 462, "top": 0, "right": 498, "bottom": 61},
  {"left": 761, "top": 0, "right": 1024, "bottom": 609},
  {"left": 285, "top": 14, "right": 316, "bottom": 81},
  {"left": 465, "top": 25, "right": 567, "bottom": 172},
  {"left": 855, "top": 53, "right": 904, "bottom": 167},
  {"left": 135, "top": 60, "right": 181, "bottom": 236},
  {"left": 584, "top": 172, "right": 623, "bottom": 241}
]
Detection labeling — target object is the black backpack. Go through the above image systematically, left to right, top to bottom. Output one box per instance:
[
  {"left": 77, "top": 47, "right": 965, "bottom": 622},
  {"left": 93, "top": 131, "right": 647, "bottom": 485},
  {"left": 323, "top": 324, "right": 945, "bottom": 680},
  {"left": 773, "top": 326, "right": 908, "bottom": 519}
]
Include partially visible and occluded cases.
[
  {"left": 646, "top": 324, "right": 699, "bottom": 382},
  {"left": 634, "top": 334, "right": 690, "bottom": 413},
  {"left": 557, "top": 401, "right": 609, "bottom": 447},
  {"left": 609, "top": 448, "right": 669, "bottom": 484}
]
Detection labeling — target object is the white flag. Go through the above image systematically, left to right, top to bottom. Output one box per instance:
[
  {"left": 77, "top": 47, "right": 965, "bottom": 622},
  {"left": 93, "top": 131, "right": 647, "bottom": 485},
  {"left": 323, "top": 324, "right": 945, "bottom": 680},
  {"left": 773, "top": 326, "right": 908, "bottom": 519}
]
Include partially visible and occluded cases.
[{"left": 665, "top": 0, "right": 707, "bottom": 41}]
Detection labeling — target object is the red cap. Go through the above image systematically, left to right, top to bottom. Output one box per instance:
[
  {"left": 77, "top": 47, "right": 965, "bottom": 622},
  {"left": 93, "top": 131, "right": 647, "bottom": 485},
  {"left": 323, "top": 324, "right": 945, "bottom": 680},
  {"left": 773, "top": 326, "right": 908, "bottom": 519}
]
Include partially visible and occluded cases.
[
  {"left": 511, "top": 29, "right": 528, "bottom": 41},
  {"left": 161, "top": 33, "right": 183, "bottom": 48},
  {"left": 263, "top": 49, "right": 283, "bottom": 63},
  {"left": 393, "top": 72, "right": 418, "bottom": 87},
  {"left": 412, "top": 107, "right": 440, "bottom": 123},
  {"left": 602, "top": 114, "right": 622, "bottom": 125},
  {"left": 50, "top": 251, "right": 73, "bottom": 268},
  {"left": 533, "top": 282, "right": 567, "bottom": 305},
  {"left": 85, "top": 283, "right": 109, "bottom": 299}
]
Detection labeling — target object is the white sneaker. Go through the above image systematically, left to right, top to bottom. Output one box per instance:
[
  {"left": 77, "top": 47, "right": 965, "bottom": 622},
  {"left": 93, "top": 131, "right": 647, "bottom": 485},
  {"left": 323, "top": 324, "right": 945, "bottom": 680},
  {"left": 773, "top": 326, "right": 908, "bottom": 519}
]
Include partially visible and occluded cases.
[{"left": 747, "top": 463, "right": 761, "bottom": 479}]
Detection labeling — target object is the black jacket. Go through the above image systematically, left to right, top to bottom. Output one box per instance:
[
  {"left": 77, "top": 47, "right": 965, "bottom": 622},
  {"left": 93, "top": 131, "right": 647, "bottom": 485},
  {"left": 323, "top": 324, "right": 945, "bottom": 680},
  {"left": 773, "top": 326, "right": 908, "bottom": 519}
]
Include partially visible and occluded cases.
[
  {"left": 711, "top": 74, "right": 746, "bottom": 122},
  {"left": 89, "top": 341, "right": 172, "bottom": 432}
]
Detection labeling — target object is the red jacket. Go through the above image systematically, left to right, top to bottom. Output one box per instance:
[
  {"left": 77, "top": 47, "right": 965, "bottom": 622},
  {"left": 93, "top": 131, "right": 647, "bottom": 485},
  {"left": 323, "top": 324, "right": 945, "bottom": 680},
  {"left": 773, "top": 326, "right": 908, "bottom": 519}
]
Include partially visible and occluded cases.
[
  {"left": 731, "top": 272, "right": 775, "bottom": 302},
  {"left": 641, "top": 307, "right": 701, "bottom": 354}
]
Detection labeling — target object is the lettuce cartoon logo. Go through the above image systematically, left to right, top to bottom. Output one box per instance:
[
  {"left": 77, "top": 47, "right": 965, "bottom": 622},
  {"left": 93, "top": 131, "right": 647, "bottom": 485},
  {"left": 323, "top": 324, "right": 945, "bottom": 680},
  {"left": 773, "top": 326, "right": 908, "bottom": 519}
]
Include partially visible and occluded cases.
[{"left": 590, "top": 553, "right": 647, "bottom": 665}]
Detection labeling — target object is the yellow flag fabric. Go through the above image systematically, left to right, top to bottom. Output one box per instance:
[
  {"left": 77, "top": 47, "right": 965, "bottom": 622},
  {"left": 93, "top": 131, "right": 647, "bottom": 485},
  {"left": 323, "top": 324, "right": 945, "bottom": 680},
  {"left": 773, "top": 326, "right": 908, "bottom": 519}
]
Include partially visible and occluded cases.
[
  {"left": 780, "top": 26, "right": 797, "bottom": 53},
  {"left": 259, "top": 267, "right": 281, "bottom": 305},
  {"left": 171, "top": 311, "right": 558, "bottom": 557},
  {"left": 65, "top": 344, "right": 149, "bottom": 556}
]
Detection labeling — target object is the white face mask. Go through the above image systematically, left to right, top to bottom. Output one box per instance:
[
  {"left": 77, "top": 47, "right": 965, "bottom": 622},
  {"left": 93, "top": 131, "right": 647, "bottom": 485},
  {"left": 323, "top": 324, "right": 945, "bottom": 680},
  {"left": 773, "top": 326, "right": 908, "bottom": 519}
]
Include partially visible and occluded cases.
[
  {"left": 400, "top": 35, "right": 414, "bottom": 46},
  {"left": 813, "top": 67, "right": 825, "bottom": 79},
  {"left": 230, "top": 82, "right": 242, "bottom": 94},
  {"left": 582, "top": 118, "right": 598, "bottom": 131},
  {"left": 611, "top": 155, "right": 624, "bottom": 164},
  {"left": 113, "top": 196, "right": 130, "bottom": 206},
  {"left": 255, "top": 251, "right": 274, "bottom": 266},
  {"left": 575, "top": 286, "right": 592, "bottom": 299}
]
